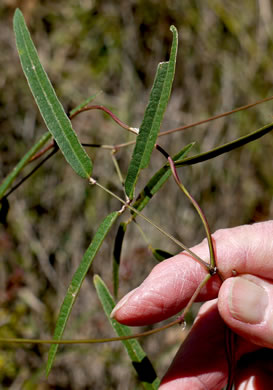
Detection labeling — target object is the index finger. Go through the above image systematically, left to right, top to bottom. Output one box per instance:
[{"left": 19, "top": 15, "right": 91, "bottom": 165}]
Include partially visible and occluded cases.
[{"left": 111, "top": 221, "right": 273, "bottom": 326}]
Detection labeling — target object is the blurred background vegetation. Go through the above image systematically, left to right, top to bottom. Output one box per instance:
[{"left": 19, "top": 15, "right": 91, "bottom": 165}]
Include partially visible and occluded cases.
[{"left": 1, "top": 0, "right": 273, "bottom": 388}]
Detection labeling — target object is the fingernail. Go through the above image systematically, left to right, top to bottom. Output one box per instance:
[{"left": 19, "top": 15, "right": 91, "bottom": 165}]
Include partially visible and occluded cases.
[
  {"left": 229, "top": 277, "right": 268, "bottom": 324},
  {"left": 110, "top": 288, "right": 137, "bottom": 318}
]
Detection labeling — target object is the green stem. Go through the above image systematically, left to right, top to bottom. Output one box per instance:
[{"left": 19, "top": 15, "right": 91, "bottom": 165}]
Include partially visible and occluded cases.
[
  {"left": 111, "top": 150, "right": 125, "bottom": 185},
  {"left": 168, "top": 156, "right": 216, "bottom": 268},
  {"left": 89, "top": 178, "right": 210, "bottom": 271},
  {"left": 0, "top": 274, "right": 213, "bottom": 346},
  {"left": 0, "top": 318, "right": 181, "bottom": 345}
]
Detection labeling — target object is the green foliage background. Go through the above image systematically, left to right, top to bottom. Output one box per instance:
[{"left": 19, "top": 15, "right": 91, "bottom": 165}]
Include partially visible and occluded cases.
[{"left": 0, "top": 1, "right": 273, "bottom": 388}]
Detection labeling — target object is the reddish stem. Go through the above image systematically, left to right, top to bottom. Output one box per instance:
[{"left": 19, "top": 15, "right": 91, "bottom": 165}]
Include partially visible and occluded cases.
[
  {"left": 159, "top": 95, "right": 273, "bottom": 137},
  {"left": 70, "top": 104, "right": 138, "bottom": 133},
  {"left": 29, "top": 140, "right": 55, "bottom": 162}
]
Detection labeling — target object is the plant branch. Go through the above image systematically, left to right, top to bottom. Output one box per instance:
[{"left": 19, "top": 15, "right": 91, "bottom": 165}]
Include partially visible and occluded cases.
[
  {"left": 158, "top": 94, "right": 273, "bottom": 137},
  {"left": 114, "top": 95, "right": 273, "bottom": 150},
  {"left": 3, "top": 98, "right": 272, "bottom": 200},
  {"left": 70, "top": 104, "right": 139, "bottom": 135},
  {"left": 176, "top": 121, "right": 273, "bottom": 167},
  {"left": 0, "top": 132, "right": 52, "bottom": 199},
  {"left": 29, "top": 139, "right": 55, "bottom": 161},
  {"left": 82, "top": 143, "right": 114, "bottom": 150},
  {"left": 155, "top": 144, "right": 216, "bottom": 268},
  {"left": 4, "top": 147, "right": 58, "bottom": 198},
  {"left": 111, "top": 150, "right": 125, "bottom": 186},
  {"left": 168, "top": 155, "right": 216, "bottom": 268},
  {"left": 89, "top": 177, "right": 210, "bottom": 271},
  {"left": 0, "top": 273, "right": 213, "bottom": 346},
  {"left": 0, "top": 317, "right": 181, "bottom": 345}
]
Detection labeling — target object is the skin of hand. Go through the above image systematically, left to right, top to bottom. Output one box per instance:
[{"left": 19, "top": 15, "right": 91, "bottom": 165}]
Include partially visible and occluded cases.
[{"left": 111, "top": 221, "right": 273, "bottom": 389}]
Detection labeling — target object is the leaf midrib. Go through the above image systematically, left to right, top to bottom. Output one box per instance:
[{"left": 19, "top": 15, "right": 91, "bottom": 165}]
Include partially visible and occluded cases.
[{"left": 17, "top": 13, "right": 89, "bottom": 177}]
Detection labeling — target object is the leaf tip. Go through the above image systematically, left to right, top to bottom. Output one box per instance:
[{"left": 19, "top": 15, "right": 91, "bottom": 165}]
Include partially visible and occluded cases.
[
  {"left": 14, "top": 7, "right": 22, "bottom": 15},
  {"left": 13, "top": 8, "right": 23, "bottom": 23},
  {"left": 170, "top": 25, "right": 178, "bottom": 34},
  {"left": 93, "top": 274, "right": 100, "bottom": 285}
]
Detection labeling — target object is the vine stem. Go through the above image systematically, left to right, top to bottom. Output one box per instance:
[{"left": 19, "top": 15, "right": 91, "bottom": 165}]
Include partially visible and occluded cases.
[
  {"left": 158, "top": 94, "right": 273, "bottom": 137},
  {"left": 27, "top": 95, "right": 273, "bottom": 162},
  {"left": 114, "top": 95, "right": 273, "bottom": 150},
  {"left": 71, "top": 96, "right": 273, "bottom": 139},
  {"left": 70, "top": 104, "right": 139, "bottom": 135},
  {"left": 0, "top": 132, "right": 52, "bottom": 199},
  {"left": 154, "top": 144, "right": 216, "bottom": 269},
  {"left": 4, "top": 147, "right": 58, "bottom": 199},
  {"left": 159, "top": 148, "right": 234, "bottom": 385},
  {"left": 111, "top": 150, "right": 125, "bottom": 186},
  {"left": 167, "top": 154, "right": 216, "bottom": 268},
  {"left": 89, "top": 177, "right": 210, "bottom": 271},
  {"left": 0, "top": 273, "right": 212, "bottom": 346},
  {"left": 0, "top": 318, "right": 181, "bottom": 345}
]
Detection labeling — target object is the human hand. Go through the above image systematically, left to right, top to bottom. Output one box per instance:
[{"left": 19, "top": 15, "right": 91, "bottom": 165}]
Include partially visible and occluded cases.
[{"left": 111, "top": 221, "right": 273, "bottom": 389}]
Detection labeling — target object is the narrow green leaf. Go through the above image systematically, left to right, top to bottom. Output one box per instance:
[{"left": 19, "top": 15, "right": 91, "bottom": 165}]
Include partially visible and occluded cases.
[
  {"left": 13, "top": 9, "right": 92, "bottom": 179},
  {"left": 125, "top": 26, "right": 178, "bottom": 199},
  {"left": 176, "top": 122, "right": 273, "bottom": 167},
  {"left": 132, "top": 143, "right": 194, "bottom": 215},
  {"left": 46, "top": 211, "right": 119, "bottom": 376},
  {"left": 113, "top": 222, "right": 127, "bottom": 299},
  {"left": 151, "top": 248, "right": 173, "bottom": 262},
  {"left": 94, "top": 275, "right": 160, "bottom": 389}
]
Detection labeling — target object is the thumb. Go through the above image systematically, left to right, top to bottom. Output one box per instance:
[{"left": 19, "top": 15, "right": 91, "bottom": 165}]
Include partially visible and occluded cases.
[{"left": 218, "top": 274, "right": 273, "bottom": 349}]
